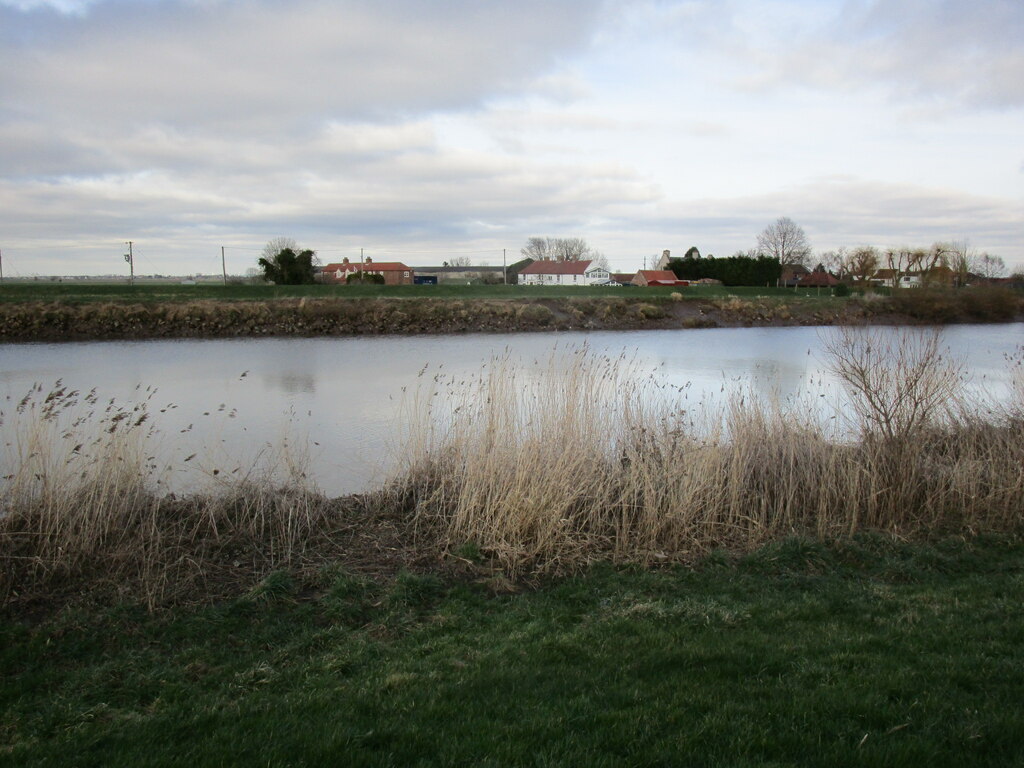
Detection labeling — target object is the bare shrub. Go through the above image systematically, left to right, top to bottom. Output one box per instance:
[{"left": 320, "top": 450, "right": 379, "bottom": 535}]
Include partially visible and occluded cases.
[
  {"left": 820, "top": 327, "right": 966, "bottom": 441},
  {"left": 389, "top": 342, "right": 1023, "bottom": 577}
]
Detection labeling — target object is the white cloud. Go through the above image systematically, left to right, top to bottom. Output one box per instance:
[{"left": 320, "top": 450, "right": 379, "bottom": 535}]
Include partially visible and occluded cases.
[
  {"left": 0, "top": 0, "right": 1021, "bottom": 276},
  {"left": 737, "top": 0, "right": 1024, "bottom": 109},
  {"left": 0, "top": 1, "right": 601, "bottom": 134}
]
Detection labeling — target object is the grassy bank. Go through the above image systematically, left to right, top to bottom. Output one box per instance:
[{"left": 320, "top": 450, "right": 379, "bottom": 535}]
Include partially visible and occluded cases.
[
  {"left": 0, "top": 282, "right": 858, "bottom": 304},
  {"left": 0, "top": 287, "right": 1020, "bottom": 341},
  {"left": 2, "top": 327, "right": 1024, "bottom": 763},
  {"left": 2, "top": 535, "right": 1023, "bottom": 766}
]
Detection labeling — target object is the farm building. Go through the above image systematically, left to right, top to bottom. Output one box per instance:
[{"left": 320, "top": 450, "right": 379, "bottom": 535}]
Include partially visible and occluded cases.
[
  {"left": 321, "top": 257, "right": 414, "bottom": 285},
  {"left": 518, "top": 260, "right": 611, "bottom": 286}
]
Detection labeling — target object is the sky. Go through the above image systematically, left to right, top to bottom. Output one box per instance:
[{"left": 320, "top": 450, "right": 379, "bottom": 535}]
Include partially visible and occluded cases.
[{"left": 0, "top": 0, "right": 1021, "bottom": 277}]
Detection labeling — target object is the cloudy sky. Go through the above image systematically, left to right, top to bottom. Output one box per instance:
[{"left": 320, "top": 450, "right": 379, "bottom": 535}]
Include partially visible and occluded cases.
[{"left": 1, "top": 0, "right": 1021, "bottom": 277}]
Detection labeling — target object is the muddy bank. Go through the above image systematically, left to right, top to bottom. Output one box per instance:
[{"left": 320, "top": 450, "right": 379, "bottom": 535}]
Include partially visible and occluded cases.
[{"left": 1, "top": 292, "right": 1020, "bottom": 341}]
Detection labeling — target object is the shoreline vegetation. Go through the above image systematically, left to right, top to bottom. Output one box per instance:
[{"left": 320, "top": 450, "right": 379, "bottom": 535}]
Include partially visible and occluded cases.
[
  {"left": 0, "top": 283, "right": 1022, "bottom": 341},
  {"left": 3, "top": 326, "right": 1024, "bottom": 763},
  {"left": 2, "top": 327, "right": 1021, "bottom": 613}
]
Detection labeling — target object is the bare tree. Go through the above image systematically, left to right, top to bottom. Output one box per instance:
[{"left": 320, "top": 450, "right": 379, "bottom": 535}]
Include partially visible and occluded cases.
[
  {"left": 757, "top": 217, "right": 812, "bottom": 265},
  {"left": 521, "top": 236, "right": 595, "bottom": 262},
  {"left": 261, "top": 237, "right": 299, "bottom": 264},
  {"left": 520, "top": 237, "right": 553, "bottom": 261},
  {"left": 551, "top": 237, "right": 590, "bottom": 262},
  {"left": 913, "top": 245, "right": 947, "bottom": 287},
  {"left": 842, "top": 246, "right": 880, "bottom": 284},
  {"left": 884, "top": 246, "right": 919, "bottom": 288},
  {"left": 817, "top": 247, "right": 847, "bottom": 278},
  {"left": 588, "top": 249, "right": 611, "bottom": 271},
  {"left": 976, "top": 253, "right": 1007, "bottom": 280},
  {"left": 446, "top": 255, "right": 472, "bottom": 268},
  {"left": 822, "top": 327, "right": 966, "bottom": 441}
]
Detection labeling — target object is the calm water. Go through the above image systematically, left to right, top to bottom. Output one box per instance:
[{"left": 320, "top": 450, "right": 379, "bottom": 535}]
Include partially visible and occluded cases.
[{"left": 2, "top": 324, "right": 1021, "bottom": 496}]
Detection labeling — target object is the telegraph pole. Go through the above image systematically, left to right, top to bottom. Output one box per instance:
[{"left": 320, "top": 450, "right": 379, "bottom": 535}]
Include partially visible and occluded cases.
[
  {"left": 124, "top": 241, "right": 134, "bottom": 286},
  {"left": 221, "top": 246, "right": 227, "bottom": 285}
]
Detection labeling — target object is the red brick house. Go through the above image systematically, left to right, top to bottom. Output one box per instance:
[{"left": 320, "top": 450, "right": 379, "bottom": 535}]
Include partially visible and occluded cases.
[
  {"left": 321, "top": 257, "right": 414, "bottom": 285},
  {"left": 798, "top": 269, "right": 840, "bottom": 288},
  {"left": 631, "top": 270, "right": 688, "bottom": 287}
]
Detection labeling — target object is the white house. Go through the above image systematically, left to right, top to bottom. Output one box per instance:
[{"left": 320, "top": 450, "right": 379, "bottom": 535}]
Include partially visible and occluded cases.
[{"left": 518, "top": 259, "right": 611, "bottom": 286}]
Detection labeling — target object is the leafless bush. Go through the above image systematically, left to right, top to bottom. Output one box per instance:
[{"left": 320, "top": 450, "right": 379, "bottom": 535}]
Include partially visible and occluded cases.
[
  {"left": 821, "top": 327, "right": 966, "bottom": 441},
  {"left": 390, "top": 343, "right": 1023, "bottom": 576}
]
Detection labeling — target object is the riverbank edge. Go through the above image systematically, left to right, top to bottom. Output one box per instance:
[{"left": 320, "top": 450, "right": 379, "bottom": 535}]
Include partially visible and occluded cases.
[{"left": 2, "top": 292, "right": 1023, "bottom": 341}]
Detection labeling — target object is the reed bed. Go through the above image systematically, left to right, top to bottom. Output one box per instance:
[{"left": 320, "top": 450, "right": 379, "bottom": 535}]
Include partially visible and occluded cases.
[
  {"left": 2, "top": 328, "right": 1022, "bottom": 607},
  {"left": 391, "top": 330, "right": 1024, "bottom": 576},
  {"left": 0, "top": 384, "right": 338, "bottom": 608}
]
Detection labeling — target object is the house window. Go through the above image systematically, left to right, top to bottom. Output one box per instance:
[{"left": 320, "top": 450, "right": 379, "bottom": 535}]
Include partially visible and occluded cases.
[{"left": 404, "top": 271, "right": 410, "bottom": 277}]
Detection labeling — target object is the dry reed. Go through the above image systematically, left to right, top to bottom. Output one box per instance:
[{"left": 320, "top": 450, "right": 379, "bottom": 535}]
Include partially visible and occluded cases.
[
  {"left": 3, "top": 329, "right": 1022, "bottom": 606},
  {"left": 391, "top": 331, "right": 1024, "bottom": 576},
  {"left": 0, "top": 383, "right": 338, "bottom": 608}
]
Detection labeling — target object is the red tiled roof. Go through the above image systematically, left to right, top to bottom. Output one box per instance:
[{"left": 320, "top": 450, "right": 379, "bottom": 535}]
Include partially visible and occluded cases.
[
  {"left": 520, "top": 259, "right": 593, "bottom": 275},
  {"left": 323, "top": 261, "right": 411, "bottom": 272},
  {"left": 637, "top": 270, "right": 678, "bottom": 282},
  {"left": 799, "top": 271, "right": 840, "bottom": 287}
]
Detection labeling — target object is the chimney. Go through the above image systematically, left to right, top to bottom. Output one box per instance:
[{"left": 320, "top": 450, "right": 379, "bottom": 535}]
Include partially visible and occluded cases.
[{"left": 365, "top": 257, "right": 372, "bottom": 265}]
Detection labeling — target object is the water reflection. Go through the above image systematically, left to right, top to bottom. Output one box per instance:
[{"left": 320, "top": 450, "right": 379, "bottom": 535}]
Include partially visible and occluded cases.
[
  {"left": 1, "top": 324, "right": 1020, "bottom": 497},
  {"left": 264, "top": 371, "right": 316, "bottom": 394}
]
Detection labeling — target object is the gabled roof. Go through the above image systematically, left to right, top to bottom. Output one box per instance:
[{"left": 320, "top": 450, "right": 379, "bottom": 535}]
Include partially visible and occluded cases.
[
  {"left": 520, "top": 259, "right": 592, "bottom": 275},
  {"left": 323, "top": 261, "right": 411, "bottom": 272},
  {"left": 637, "top": 270, "right": 678, "bottom": 282},
  {"left": 799, "top": 271, "right": 840, "bottom": 287}
]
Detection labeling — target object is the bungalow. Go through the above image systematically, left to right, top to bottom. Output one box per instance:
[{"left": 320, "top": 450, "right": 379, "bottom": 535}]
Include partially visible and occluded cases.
[
  {"left": 321, "top": 257, "right": 414, "bottom": 285},
  {"left": 518, "top": 259, "right": 611, "bottom": 286},
  {"left": 780, "top": 263, "right": 810, "bottom": 287},
  {"left": 797, "top": 265, "right": 840, "bottom": 288},
  {"left": 871, "top": 269, "right": 921, "bottom": 289},
  {"left": 631, "top": 270, "right": 688, "bottom": 287}
]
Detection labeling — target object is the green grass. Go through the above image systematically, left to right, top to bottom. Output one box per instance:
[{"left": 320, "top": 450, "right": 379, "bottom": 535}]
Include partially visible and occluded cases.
[
  {"left": 0, "top": 281, "right": 844, "bottom": 304},
  {"left": 3, "top": 534, "right": 1023, "bottom": 766}
]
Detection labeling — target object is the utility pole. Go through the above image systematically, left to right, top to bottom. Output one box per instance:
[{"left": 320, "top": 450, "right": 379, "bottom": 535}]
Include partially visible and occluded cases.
[
  {"left": 124, "top": 241, "right": 134, "bottom": 286},
  {"left": 221, "top": 246, "right": 227, "bottom": 286},
  {"left": 503, "top": 248, "right": 507, "bottom": 285}
]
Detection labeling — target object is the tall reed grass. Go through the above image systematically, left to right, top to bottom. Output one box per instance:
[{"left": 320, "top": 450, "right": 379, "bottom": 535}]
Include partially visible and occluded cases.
[
  {"left": 3, "top": 329, "right": 1022, "bottom": 607},
  {"left": 390, "top": 331, "right": 1024, "bottom": 576},
  {"left": 0, "top": 384, "right": 336, "bottom": 608}
]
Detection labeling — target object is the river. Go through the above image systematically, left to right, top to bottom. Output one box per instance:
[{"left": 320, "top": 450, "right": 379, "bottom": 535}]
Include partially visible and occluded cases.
[{"left": 2, "top": 324, "right": 1021, "bottom": 496}]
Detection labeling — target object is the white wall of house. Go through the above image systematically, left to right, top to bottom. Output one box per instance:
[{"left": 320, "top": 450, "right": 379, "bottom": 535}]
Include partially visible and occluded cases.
[{"left": 520, "top": 266, "right": 611, "bottom": 286}]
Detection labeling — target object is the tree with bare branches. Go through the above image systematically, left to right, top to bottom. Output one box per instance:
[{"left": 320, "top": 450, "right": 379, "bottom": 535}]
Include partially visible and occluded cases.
[
  {"left": 757, "top": 217, "right": 812, "bottom": 266},
  {"left": 520, "top": 237, "right": 594, "bottom": 262},
  {"left": 842, "top": 246, "right": 880, "bottom": 284},
  {"left": 976, "top": 253, "right": 1007, "bottom": 280},
  {"left": 822, "top": 327, "right": 965, "bottom": 441}
]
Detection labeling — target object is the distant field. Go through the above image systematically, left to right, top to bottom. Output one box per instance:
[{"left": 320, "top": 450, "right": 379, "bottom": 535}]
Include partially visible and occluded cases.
[{"left": 0, "top": 281, "right": 842, "bottom": 304}]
